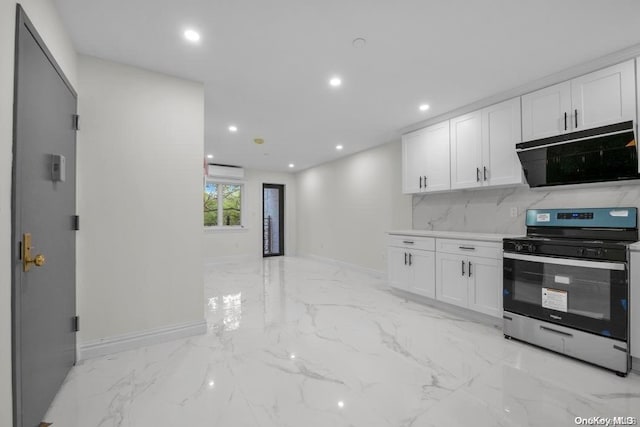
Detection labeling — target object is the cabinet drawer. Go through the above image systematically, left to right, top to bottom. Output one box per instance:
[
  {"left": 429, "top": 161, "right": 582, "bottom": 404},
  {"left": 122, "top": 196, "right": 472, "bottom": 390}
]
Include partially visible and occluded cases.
[
  {"left": 388, "top": 235, "right": 435, "bottom": 251},
  {"left": 435, "top": 238, "right": 500, "bottom": 259}
]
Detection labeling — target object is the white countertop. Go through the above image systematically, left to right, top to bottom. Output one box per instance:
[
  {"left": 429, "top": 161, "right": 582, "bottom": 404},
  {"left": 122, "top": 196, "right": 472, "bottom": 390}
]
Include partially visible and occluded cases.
[
  {"left": 387, "top": 229, "right": 522, "bottom": 243},
  {"left": 629, "top": 241, "right": 640, "bottom": 251}
]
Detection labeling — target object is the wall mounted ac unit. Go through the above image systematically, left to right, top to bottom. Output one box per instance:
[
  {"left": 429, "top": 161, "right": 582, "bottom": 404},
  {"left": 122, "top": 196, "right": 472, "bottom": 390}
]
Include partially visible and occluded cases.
[{"left": 207, "top": 164, "right": 245, "bottom": 179}]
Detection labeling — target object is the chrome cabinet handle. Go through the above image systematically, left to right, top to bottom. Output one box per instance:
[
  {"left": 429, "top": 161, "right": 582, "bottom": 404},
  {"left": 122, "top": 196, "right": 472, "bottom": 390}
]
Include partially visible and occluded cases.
[
  {"left": 574, "top": 109, "right": 578, "bottom": 129},
  {"left": 564, "top": 112, "right": 567, "bottom": 131},
  {"left": 483, "top": 166, "right": 488, "bottom": 181},
  {"left": 476, "top": 167, "right": 480, "bottom": 182},
  {"left": 419, "top": 176, "right": 423, "bottom": 189},
  {"left": 423, "top": 176, "right": 427, "bottom": 187},
  {"left": 403, "top": 240, "right": 414, "bottom": 244},
  {"left": 459, "top": 246, "right": 475, "bottom": 251},
  {"left": 404, "top": 252, "right": 407, "bottom": 265},
  {"left": 409, "top": 253, "right": 412, "bottom": 266},
  {"left": 461, "top": 260, "right": 465, "bottom": 276},
  {"left": 468, "top": 261, "right": 472, "bottom": 277}
]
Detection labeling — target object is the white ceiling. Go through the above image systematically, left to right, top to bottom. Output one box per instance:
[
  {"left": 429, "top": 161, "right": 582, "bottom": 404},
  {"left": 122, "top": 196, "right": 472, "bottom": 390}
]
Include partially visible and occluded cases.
[{"left": 53, "top": 0, "right": 640, "bottom": 172}]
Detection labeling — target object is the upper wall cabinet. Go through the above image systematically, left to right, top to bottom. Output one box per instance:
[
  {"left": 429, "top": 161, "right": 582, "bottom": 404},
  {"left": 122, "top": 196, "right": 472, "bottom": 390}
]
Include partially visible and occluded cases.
[
  {"left": 522, "top": 60, "right": 636, "bottom": 142},
  {"left": 450, "top": 98, "right": 523, "bottom": 190},
  {"left": 402, "top": 121, "right": 450, "bottom": 194}
]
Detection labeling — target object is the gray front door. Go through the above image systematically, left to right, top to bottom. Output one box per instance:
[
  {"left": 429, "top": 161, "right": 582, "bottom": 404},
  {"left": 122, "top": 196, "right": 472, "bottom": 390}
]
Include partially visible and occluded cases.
[{"left": 12, "top": 6, "right": 77, "bottom": 427}]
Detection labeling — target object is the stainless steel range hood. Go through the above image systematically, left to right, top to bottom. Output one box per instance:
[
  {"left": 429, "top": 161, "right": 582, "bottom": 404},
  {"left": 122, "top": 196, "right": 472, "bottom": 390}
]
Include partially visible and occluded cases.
[{"left": 516, "top": 121, "right": 639, "bottom": 188}]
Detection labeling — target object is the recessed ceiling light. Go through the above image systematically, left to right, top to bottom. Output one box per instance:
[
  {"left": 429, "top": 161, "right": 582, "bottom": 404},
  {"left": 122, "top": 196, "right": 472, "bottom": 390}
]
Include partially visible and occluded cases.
[
  {"left": 184, "top": 29, "right": 201, "bottom": 43},
  {"left": 329, "top": 77, "right": 342, "bottom": 87},
  {"left": 419, "top": 104, "right": 430, "bottom": 112},
  {"left": 228, "top": 125, "right": 238, "bottom": 132},
  {"left": 336, "top": 145, "right": 343, "bottom": 150},
  {"left": 206, "top": 154, "right": 214, "bottom": 159},
  {"left": 288, "top": 163, "right": 295, "bottom": 168},
  {"left": 338, "top": 401, "right": 345, "bottom": 408}
]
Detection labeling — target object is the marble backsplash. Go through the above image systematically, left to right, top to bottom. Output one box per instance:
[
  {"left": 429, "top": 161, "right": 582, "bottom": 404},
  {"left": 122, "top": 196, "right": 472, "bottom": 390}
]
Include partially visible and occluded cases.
[{"left": 412, "top": 182, "right": 640, "bottom": 235}]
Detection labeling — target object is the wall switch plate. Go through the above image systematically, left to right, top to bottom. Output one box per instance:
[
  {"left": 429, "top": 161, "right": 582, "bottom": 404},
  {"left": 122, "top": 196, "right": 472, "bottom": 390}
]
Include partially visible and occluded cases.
[{"left": 510, "top": 207, "right": 518, "bottom": 218}]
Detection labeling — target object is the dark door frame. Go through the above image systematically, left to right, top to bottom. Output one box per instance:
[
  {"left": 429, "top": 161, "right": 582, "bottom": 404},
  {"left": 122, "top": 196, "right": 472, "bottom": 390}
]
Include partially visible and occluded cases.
[
  {"left": 11, "top": 5, "right": 78, "bottom": 427},
  {"left": 262, "top": 183, "right": 285, "bottom": 257}
]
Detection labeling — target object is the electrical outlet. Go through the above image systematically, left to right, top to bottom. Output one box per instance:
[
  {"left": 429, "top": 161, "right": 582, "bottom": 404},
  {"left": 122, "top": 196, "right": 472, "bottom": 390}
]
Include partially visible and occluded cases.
[{"left": 510, "top": 207, "right": 518, "bottom": 218}]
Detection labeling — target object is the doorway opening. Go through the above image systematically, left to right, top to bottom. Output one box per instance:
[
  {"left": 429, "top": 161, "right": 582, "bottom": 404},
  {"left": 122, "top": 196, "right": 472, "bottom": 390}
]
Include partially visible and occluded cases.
[{"left": 263, "top": 184, "right": 284, "bottom": 257}]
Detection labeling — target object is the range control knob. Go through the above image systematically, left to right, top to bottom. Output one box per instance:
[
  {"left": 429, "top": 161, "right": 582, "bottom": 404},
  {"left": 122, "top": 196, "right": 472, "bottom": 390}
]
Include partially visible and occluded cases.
[
  {"left": 515, "top": 243, "right": 524, "bottom": 252},
  {"left": 526, "top": 244, "right": 535, "bottom": 253},
  {"left": 577, "top": 247, "right": 585, "bottom": 256}
]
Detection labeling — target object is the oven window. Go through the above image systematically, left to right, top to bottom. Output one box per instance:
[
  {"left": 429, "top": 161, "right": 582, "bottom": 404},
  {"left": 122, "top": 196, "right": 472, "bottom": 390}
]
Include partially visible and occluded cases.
[{"left": 510, "top": 260, "right": 611, "bottom": 321}]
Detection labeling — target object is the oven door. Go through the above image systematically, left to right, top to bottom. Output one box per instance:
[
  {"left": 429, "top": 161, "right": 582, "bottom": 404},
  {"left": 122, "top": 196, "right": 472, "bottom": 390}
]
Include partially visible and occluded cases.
[{"left": 503, "top": 252, "right": 628, "bottom": 340}]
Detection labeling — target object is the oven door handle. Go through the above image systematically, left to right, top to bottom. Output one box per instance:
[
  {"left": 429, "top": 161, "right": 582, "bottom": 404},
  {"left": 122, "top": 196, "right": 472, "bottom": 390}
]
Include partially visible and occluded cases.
[{"left": 503, "top": 252, "right": 626, "bottom": 271}]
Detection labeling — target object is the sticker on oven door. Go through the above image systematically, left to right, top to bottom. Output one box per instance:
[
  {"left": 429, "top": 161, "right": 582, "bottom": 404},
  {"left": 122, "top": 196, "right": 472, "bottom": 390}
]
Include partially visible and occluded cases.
[
  {"left": 609, "top": 210, "right": 629, "bottom": 217},
  {"left": 536, "top": 213, "right": 551, "bottom": 222},
  {"left": 554, "top": 275, "right": 570, "bottom": 285},
  {"left": 542, "top": 288, "right": 567, "bottom": 312}
]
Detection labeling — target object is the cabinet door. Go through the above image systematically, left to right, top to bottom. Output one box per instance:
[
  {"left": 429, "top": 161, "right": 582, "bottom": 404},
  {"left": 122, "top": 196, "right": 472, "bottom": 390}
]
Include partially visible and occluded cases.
[
  {"left": 571, "top": 60, "right": 636, "bottom": 131},
  {"left": 521, "top": 81, "right": 571, "bottom": 141},
  {"left": 482, "top": 98, "right": 523, "bottom": 187},
  {"left": 450, "top": 111, "right": 482, "bottom": 190},
  {"left": 423, "top": 121, "right": 451, "bottom": 192},
  {"left": 402, "top": 128, "right": 429, "bottom": 194},
  {"left": 388, "top": 247, "right": 410, "bottom": 291},
  {"left": 408, "top": 250, "right": 435, "bottom": 299},
  {"left": 436, "top": 252, "right": 468, "bottom": 307},
  {"left": 467, "top": 256, "right": 502, "bottom": 318}
]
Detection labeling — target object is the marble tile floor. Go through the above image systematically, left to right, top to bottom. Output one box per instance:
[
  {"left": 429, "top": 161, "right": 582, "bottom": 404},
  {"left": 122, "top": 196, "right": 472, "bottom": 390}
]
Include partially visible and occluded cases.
[{"left": 45, "top": 256, "right": 640, "bottom": 426}]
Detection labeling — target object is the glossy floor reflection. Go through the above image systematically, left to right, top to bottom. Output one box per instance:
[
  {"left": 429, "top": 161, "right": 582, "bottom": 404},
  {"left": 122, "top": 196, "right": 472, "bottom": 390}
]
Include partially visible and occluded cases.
[{"left": 46, "top": 257, "right": 640, "bottom": 426}]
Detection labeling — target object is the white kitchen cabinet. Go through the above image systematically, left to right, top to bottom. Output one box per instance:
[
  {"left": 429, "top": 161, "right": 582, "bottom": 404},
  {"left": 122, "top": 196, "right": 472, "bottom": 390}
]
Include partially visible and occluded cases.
[
  {"left": 522, "top": 60, "right": 636, "bottom": 142},
  {"left": 571, "top": 60, "right": 635, "bottom": 131},
  {"left": 521, "top": 81, "right": 571, "bottom": 141},
  {"left": 450, "top": 98, "right": 523, "bottom": 190},
  {"left": 482, "top": 98, "right": 523, "bottom": 187},
  {"left": 450, "top": 111, "right": 482, "bottom": 190},
  {"left": 401, "top": 121, "right": 450, "bottom": 194},
  {"left": 387, "top": 236, "right": 436, "bottom": 298},
  {"left": 435, "top": 238, "right": 502, "bottom": 318},
  {"left": 630, "top": 251, "right": 640, "bottom": 359},
  {"left": 436, "top": 252, "right": 468, "bottom": 307},
  {"left": 467, "top": 256, "right": 502, "bottom": 318}
]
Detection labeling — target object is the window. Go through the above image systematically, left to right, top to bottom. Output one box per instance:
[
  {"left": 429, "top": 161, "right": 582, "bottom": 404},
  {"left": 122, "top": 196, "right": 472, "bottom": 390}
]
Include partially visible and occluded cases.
[{"left": 204, "top": 180, "right": 244, "bottom": 228}]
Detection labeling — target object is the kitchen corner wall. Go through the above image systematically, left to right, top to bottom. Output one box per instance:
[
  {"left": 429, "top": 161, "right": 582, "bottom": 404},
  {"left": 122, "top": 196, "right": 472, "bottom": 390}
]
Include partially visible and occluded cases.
[
  {"left": 0, "top": 1, "right": 77, "bottom": 424},
  {"left": 76, "top": 55, "right": 204, "bottom": 343},
  {"left": 297, "top": 141, "right": 412, "bottom": 273},
  {"left": 203, "top": 169, "right": 297, "bottom": 260},
  {"left": 413, "top": 183, "right": 640, "bottom": 235}
]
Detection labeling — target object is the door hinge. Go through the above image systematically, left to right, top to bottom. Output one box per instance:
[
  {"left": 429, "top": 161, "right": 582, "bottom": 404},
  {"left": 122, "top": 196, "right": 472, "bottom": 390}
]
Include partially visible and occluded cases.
[
  {"left": 72, "top": 114, "right": 80, "bottom": 131},
  {"left": 72, "top": 215, "right": 80, "bottom": 231},
  {"left": 72, "top": 316, "right": 79, "bottom": 332}
]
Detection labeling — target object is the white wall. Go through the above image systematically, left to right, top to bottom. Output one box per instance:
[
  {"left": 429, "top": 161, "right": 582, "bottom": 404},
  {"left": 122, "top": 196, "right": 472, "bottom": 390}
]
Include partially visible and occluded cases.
[
  {"left": 0, "top": 1, "right": 77, "bottom": 424},
  {"left": 76, "top": 56, "right": 204, "bottom": 342},
  {"left": 297, "top": 141, "right": 412, "bottom": 272},
  {"left": 204, "top": 169, "right": 297, "bottom": 260}
]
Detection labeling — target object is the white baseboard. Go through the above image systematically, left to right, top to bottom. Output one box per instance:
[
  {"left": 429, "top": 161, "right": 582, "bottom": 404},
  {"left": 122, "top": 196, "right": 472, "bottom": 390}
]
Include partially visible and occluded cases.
[
  {"left": 299, "top": 253, "right": 385, "bottom": 279},
  {"left": 204, "top": 254, "right": 259, "bottom": 265},
  {"left": 78, "top": 319, "right": 207, "bottom": 361}
]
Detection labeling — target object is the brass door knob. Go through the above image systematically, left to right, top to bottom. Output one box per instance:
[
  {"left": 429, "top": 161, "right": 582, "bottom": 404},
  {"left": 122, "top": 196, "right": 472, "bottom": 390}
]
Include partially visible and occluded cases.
[
  {"left": 22, "top": 233, "right": 46, "bottom": 272},
  {"left": 33, "top": 254, "right": 46, "bottom": 267}
]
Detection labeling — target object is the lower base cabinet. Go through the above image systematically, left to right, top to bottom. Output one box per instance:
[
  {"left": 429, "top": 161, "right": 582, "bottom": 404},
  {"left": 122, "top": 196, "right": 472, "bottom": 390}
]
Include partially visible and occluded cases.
[
  {"left": 388, "top": 234, "right": 503, "bottom": 318},
  {"left": 435, "top": 240, "right": 502, "bottom": 318},
  {"left": 387, "top": 245, "right": 435, "bottom": 298}
]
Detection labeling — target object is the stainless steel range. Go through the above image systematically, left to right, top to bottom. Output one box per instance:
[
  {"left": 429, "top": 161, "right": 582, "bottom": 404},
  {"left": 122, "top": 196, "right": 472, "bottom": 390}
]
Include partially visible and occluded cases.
[{"left": 503, "top": 207, "right": 637, "bottom": 376}]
